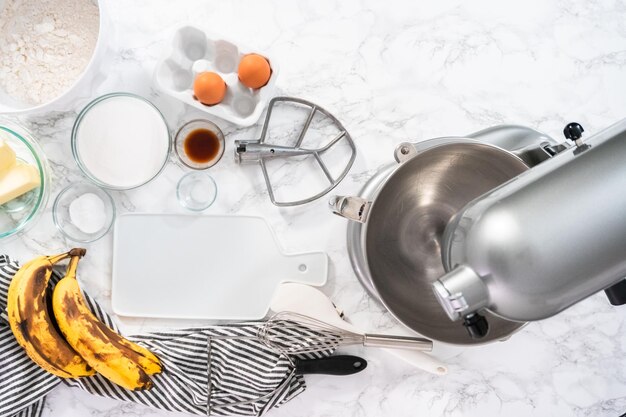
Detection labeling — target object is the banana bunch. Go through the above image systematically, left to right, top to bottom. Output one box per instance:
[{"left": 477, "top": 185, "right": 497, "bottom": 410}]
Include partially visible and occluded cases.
[
  {"left": 7, "top": 249, "right": 162, "bottom": 391},
  {"left": 7, "top": 249, "right": 94, "bottom": 378}
]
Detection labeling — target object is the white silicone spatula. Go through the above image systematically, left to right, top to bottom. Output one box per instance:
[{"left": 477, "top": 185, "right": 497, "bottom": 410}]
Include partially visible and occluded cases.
[{"left": 269, "top": 283, "right": 448, "bottom": 376}]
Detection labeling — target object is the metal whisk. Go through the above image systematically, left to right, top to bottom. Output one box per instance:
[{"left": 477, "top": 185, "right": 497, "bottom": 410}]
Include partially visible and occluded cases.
[{"left": 257, "top": 312, "right": 433, "bottom": 355}]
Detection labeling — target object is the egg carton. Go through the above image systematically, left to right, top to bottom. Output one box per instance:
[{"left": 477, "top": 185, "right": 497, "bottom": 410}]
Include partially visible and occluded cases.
[{"left": 154, "top": 26, "right": 279, "bottom": 127}]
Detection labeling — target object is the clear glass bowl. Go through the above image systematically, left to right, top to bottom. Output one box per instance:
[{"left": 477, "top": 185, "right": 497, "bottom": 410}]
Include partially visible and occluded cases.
[
  {"left": 71, "top": 92, "right": 171, "bottom": 190},
  {"left": 174, "top": 119, "right": 225, "bottom": 170},
  {"left": 0, "top": 121, "right": 49, "bottom": 240},
  {"left": 176, "top": 172, "right": 217, "bottom": 211},
  {"left": 52, "top": 182, "right": 115, "bottom": 243}
]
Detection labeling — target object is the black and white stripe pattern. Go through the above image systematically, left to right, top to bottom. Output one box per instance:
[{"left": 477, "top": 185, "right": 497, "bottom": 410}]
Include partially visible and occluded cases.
[
  {"left": 0, "top": 255, "right": 331, "bottom": 417},
  {"left": 0, "top": 256, "right": 58, "bottom": 417},
  {"left": 10, "top": 400, "right": 45, "bottom": 417}
]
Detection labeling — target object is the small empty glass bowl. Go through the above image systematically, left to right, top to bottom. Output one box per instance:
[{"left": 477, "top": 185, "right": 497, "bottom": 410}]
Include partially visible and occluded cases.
[
  {"left": 175, "top": 119, "right": 225, "bottom": 170},
  {"left": 177, "top": 172, "right": 217, "bottom": 211},
  {"left": 53, "top": 182, "right": 115, "bottom": 243}
]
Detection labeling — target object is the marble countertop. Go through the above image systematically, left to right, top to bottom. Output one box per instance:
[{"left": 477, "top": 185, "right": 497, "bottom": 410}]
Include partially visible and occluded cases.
[{"left": 4, "top": 0, "right": 626, "bottom": 416}]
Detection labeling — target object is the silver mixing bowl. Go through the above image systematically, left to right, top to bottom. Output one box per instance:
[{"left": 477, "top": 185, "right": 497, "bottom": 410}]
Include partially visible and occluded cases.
[{"left": 339, "top": 139, "right": 531, "bottom": 345}]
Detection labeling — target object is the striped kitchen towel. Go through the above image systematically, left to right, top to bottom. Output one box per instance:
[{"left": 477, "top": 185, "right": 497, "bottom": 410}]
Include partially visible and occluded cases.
[{"left": 0, "top": 255, "right": 332, "bottom": 417}]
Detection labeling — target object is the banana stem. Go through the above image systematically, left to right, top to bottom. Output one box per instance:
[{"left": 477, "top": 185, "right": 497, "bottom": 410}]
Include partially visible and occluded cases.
[
  {"left": 46, "top": 248, "right": 86, "bottom": 266},
  {"left": 47, "top": 252, "right": 72, "bottom": 265},
  {"left": 64, "top": 253, "right": 84, "bottom": 280}
]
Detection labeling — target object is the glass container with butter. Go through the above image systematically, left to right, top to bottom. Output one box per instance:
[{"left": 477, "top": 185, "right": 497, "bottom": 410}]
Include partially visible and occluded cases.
[{"left": 0, "top": 120, "right": 49, "bottom": 240}]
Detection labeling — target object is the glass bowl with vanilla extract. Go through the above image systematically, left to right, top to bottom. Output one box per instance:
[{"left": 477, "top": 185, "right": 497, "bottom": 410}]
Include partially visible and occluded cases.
[{"left": 174, "top": 119, "right": 225, "bottom": 170}]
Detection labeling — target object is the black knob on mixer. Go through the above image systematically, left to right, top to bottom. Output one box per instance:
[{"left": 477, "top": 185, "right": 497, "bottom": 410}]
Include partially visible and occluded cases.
[
  {"left": 563, "top": 122, "right": 584, "bottom": 141},
  {"left": 463, "top": 313, "right": 489, "bottom": 339}
]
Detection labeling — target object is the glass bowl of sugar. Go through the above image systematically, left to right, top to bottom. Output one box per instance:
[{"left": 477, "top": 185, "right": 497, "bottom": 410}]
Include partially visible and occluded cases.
[
  {"left": 71, "top": 93, "right": 171, "bottom": 190},
  {"left": 53, "top": 182, "right": 115, "bottom": 243}
]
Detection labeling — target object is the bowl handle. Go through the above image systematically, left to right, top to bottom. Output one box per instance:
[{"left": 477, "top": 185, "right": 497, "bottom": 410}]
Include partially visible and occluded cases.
[
  {"left": 394, "top": 142, "right": 418, "bottom": 163},
  {"left": 328, "top": 196, "right": 371, "bottom": 223}
]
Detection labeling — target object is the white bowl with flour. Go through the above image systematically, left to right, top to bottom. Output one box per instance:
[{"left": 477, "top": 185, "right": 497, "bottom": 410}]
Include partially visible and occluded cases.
[
  {"left": 0, "top": 0, "right": 109, "bottom": 114},
  {"left": 71, "top": 93, "right": 171, "bottom": 190}
]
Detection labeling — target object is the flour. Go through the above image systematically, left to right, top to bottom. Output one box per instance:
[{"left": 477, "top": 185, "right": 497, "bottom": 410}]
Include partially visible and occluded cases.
[{"left": 0, "top": 0, "right": 99, "bottom": 105}]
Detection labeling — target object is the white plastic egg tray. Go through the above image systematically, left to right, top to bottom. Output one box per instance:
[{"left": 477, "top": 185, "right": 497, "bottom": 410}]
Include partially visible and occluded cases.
[{"left": 154, "top": 26, "right": 279, "bottom": 127}]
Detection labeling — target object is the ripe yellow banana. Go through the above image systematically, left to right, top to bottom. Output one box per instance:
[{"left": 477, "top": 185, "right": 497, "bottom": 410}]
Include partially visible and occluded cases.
[
  {"left": 7, "top": 248, "right": 94, "bottom": 378},
  {"left": 52, "top": 253, "right": 161, "bottom": 390},
  {"left": 107, "top": 331, "right": 162, "bottom": 375}
]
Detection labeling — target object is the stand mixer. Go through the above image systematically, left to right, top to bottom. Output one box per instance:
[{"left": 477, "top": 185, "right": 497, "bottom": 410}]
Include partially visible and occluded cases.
[
  {"left": 433, "top": 119, "right": 626, "bottom": 337},
  {"left": 332, "top": 120, "right": 626, "bottom": 344}
]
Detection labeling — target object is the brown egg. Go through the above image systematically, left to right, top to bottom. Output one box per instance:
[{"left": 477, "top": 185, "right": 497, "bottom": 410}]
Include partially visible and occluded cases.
[
  {"left": 238, "top": 54, "right": 271, "bottom": 89},
  {"left": 193, "top": 72, "right": 226, "bottom": 105}
]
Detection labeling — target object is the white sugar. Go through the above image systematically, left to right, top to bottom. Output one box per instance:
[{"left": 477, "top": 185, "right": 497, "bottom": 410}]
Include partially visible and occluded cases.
[
  {"left": 74, "top": 95, "right": 170, "bottom": 189},
  {"left": 69, "top": 193, "right": 106, "bottom": 234}
]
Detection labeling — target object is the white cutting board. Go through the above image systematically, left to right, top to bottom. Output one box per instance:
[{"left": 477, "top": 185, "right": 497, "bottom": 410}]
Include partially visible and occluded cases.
[{"left": 111, "top": 214, "right": 327, "bottom": 320}]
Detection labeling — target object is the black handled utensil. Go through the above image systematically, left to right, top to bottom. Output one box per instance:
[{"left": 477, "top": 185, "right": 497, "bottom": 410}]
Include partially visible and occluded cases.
[{"left": 294, "top": 355, "right": 367, "bottom": 376}]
